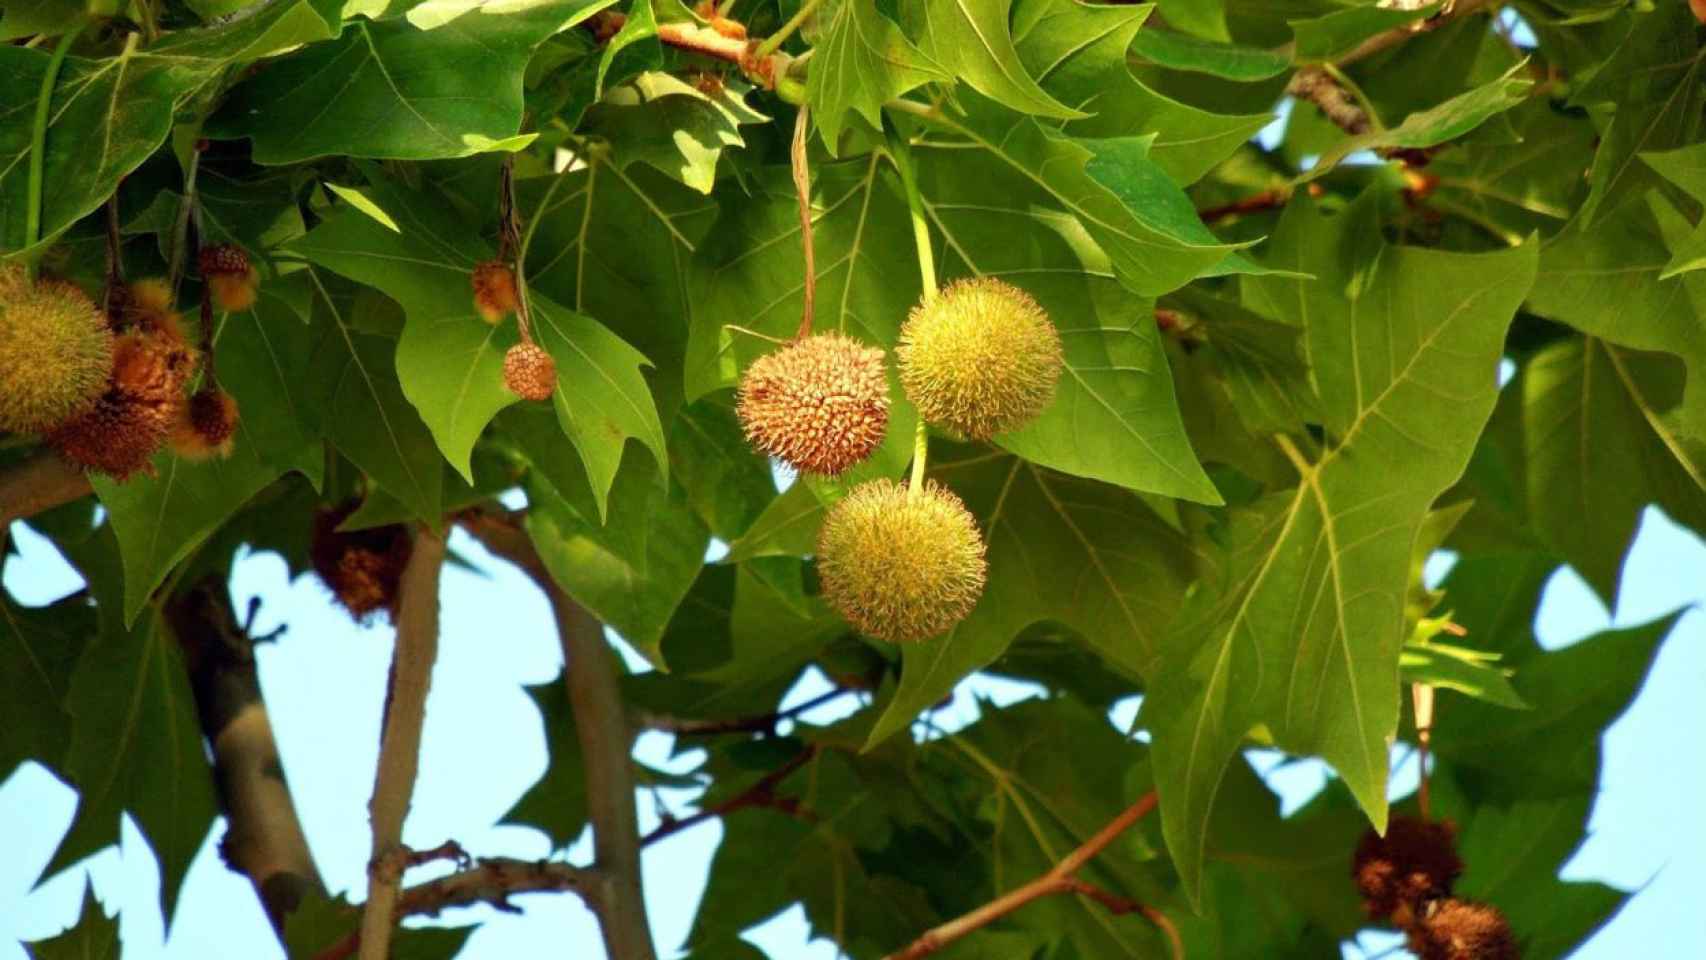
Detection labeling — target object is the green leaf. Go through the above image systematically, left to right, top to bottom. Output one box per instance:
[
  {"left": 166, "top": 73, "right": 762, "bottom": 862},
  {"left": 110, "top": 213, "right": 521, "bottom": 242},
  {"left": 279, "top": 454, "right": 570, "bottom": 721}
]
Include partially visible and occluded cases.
[
  {"left": 0, "top": 0, "right": 341, "bottom": 252},
  {"left": 595, "top": 0, "right": 660, "bottom": 99},
  {"left": 805, "top": 0, "right": 947, "bottom": 148},
  {"left": 902, "top": 0, "right": 1084, "bottom": 121},
  {"left": 1011, "top": 0, "right": 1270, "bottom": 184},
  {"left": 0, "top": 1, "right": 89, "bottom": 43},
  {"left": 207, "top": 1, "right": 600, "bottom": 163},
  {"left": 1289, "top": 2, "right": 1439, "bottom": 62},
  {"left": 1128, "top": 29, "right": 1291, "bottom": 82},
  {"left": 1302, "top": 63, "right": 1534, "bottom": 181},
  {"left": 582, "top": 72, "right": 769, "bottom": 194},
  {"left": 911, "top": 141, "right": 1222, "bottom": 502},
  {"left": 1642, "top": 142, "right": 1706, "bottom": 277},
  {"left": 1145, "top": 192, "right": 1538, "bottom": 902},
  {"left": 301, "top": 267, "right": 446, "bottom": 524},
  {"left": 1513, "top": 337, "right": 1706, "bottom": 607},
  {"left": 669, "top": 397, "right": 778, "bottom": 541},
  {"left": 524, "top": 447, "right": 708, "bottom": 668},
  {"left": 865, "top": 450, "right": 1199, "bottom": 747},
  {"left": 0, "top": 594, "right": 91, "bottom": 779},
  {"left": 47, "top": 612, "right": 219, "bottom": 927},
  {"left": 1400, "top": 639, "right": 1527, "bottom": 710},
  {"left": 501, "top": 679, "right": 587, "bottom": 847},
  {"left": 25, "top": 882, "right": 119, "bottom": 960},
  {"left": 285, "top": 890, "right": 474, "bottom": 959}
]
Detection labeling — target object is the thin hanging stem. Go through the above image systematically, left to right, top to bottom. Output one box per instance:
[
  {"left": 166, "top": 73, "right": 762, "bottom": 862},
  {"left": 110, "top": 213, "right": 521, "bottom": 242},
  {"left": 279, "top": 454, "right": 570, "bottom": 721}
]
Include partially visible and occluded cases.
[
  {"left": 753, "top": 0, "right": 823, "bottom": 60},
  {"left": 24, "top": 25, "right": 85, "bottom": 280},
  {"left": 792, "top": 105, "right": 816, "bottom": 339},
  {"left": 890, "top": 129, "right": 937, "bottom": 495},
  {"left": 167, "top": 148, "right": 203, "bottom": 299},
  {"left": 498, "top": 157, "right": 538, "bottom": 345},
  {"left": 1412, "top": 683, "right": 1435, "bottom": 820}
]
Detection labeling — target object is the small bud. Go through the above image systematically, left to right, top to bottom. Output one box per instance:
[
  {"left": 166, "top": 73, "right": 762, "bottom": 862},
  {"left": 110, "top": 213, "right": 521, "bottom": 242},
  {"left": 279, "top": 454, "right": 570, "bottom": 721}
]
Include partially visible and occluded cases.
[
  {"left": 199, "top": 244, "right": 260, "bottom": 312},
  {"left": 471, "top": 260, "right": 519, "bottom": 324},
  {"left": 737, "top": 332, "right": 889, "bottom": 476},
  {"left": 503, "top": 342, "right": 557, "bottom": 401},
  {"left": 170, "top": 387, "right": 240, "bottom": 461},
  {"left": 817, "top": 479, "right": 987, "bottom": 643},
  {"left": 310, "top": 503, "right": 413, "bottom": 622}
]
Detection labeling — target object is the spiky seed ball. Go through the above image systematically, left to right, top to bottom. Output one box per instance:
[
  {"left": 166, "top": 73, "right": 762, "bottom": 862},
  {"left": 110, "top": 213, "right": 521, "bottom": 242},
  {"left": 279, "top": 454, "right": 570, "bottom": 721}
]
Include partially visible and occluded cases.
[
  {"left": 1693, "top": 0, "right": 1706, "bottom": 26},
  {"left": 199, "top": 244, "right": 259, "bottom": 312},
  {"left": 471, "top": 260, "right": 519, "bottom": 323},
  {"left": 0, "top": 266, "right": 114, "bottom": 434},
  {"left": 120, "top": 278, "right": 190, "bottom": 344},
  {"left": 898, "top": 278, "right": 1062, "bottom": 441},
  {"left": 50, "top": 330, "right": 195, "bottom": 479},
  {"left": 737, "top": 332, "right": 889, "bottom": 476},
  {"left": 503, "top": 342, "right": 557, "bottom": 401},
  {"left": 170, "top": 387, "right": 240, "bottom": 461},
  {"left": 817, "top": 479, "right": 987, "bottom": 643},
  {"left": 310, "top": 503, "right": 413, "bottom": 622},
  {"left": 1353, "top": 816, "right": 1464, "bottom": 920},
  {"left": 1407, "top": 899, "right": 1518, "bottom": 960}
]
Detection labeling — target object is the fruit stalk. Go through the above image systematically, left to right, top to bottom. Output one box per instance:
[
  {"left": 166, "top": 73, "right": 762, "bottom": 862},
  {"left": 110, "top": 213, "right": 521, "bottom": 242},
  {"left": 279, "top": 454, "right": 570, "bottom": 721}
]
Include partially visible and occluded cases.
[
  {"left": 792, "top": 105, "right": 816, "bottom": 338},
  {"left": 890, "top": 130, "right": 936, "bottom": 495}
]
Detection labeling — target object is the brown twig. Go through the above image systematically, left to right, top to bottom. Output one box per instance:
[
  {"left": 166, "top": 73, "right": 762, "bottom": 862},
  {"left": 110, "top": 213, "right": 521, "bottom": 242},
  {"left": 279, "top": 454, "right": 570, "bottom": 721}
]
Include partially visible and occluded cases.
[
  {"left": 584, "top": 10, "right": 793, "bottom": 91},
  {"left": 792, "top": 104, "right": 815, "bottom": 339},
  {"left": 1197, "top": 188, "right": 1292, "bottom": 225},
  {"left": 103, "top": 192, "right": 125, "bottom": 318},
  {"left": 0, "top": 451, "right": 92, "bottom": 530},
  {"left": 356, "top": 529, "right": 447, "bottom": 960},
  {"left": 636, "top": 686, "right": 855, "bottom": 736},
  {"left": 641, "top": 744, "right": 819, "bottom": 847},
  {"left": 883, "top": 791, "right": 1166, "bottom": 960},
  {"left": 313, "top": 857, "right": 599, "bottom": 960}
]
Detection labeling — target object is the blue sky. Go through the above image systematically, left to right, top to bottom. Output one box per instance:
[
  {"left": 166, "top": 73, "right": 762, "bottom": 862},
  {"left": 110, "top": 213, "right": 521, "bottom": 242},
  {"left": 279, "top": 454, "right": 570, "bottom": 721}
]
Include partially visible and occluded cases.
[{"left": 1, "top": 500, "right": 1702, "bottom": 959}]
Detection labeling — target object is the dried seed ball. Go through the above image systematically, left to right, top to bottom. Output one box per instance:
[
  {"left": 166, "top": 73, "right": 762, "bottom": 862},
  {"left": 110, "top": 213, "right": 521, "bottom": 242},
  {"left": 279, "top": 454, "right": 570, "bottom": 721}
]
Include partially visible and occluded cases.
[
  {"left": 199, "top": 244, "right": 259, "bottom": 312},
  {"left": 471, "top": 260, "right": 519, "bottom": 324},
  {"left": 0, "top": 265, "right": 113, "bottom": 434},
  {"left": 898, "top": 277, "right": 1062, "bottom": 441},
  {"left": 121, "top": 278, "right": 191, "bottom": 345},
  {"left": 50, "top": 330, "right": 196, "bottom": 479},
  {"left": 737, "top": 332, "right": 889, "bottom": 476},
  {"left": 503, "top": 342, "right": 557, "bottom": 401},
  {"left": 170, "top": 387, "right": 240, "bottom": 461},
  {"left": 817, "top": 479, "right": 987, "bottom": 643},
  {"left": 310, "top": 503, "right": 413, "bottom": 622},
  {"left": 1352, "top": 815, "right": 1463, "bottom": 920},
  {"left": 1407, "top": 899, "right": 1518, "bottom": 960}
]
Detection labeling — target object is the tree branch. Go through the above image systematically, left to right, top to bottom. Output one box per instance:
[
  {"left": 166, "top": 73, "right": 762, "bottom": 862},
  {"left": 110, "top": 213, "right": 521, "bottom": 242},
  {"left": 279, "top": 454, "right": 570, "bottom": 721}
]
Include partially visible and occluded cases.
[
  {"left": 584, "top": 10, "right": 798, "bottom": 97},
  {"left": 0, "top": 452, "right": 91, "bottom": 530},
  {"left": 458, "top": 510, "right": 658, "bottom": 960},
  {"left": 356, "top": 528, "right": 447, "bottom": 960},
  {"left": 165, "top": 581, "right": 323, "bottom": 935},
  {"left": 634, "top": 686, "right": 855, "bottom": 737},
  {"left": 640, "top": 745, "right": 818, "bottom": 848},
  {"left": 882, "top": 791, "right": 1166, "bottom": 960},
  {"left": 313, "top": 857, "right": 598, "bottom": 960}
]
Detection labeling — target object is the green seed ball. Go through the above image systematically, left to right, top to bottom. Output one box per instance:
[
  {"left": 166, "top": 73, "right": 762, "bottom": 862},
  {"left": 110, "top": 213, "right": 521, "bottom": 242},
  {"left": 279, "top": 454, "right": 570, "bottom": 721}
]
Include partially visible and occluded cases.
[
  {"left": 0, "top": 265, "right": 113, "bottom": 434},
  {"left": 897, "top": 277, "right": 1063, "bottom": 441},
  {"left": 817, "top": 479, "right": 987, "bottom": 643}
]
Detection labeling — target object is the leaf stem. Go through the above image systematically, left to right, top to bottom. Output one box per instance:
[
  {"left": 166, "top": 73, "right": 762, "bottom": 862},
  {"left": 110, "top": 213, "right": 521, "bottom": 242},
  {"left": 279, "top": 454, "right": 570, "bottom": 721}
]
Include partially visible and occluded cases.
[
  {"left": 754, "top": 0, "right": 823, "bottom": 60},
  {"left": 24, "top": 24, "right": 84, "bottom": 279},
  {"left": 1273, "top": 433, "right": 1316, "bottom": 477},
  {"left": 882, "top": 792, "right": 1166, "bottom": 960}
]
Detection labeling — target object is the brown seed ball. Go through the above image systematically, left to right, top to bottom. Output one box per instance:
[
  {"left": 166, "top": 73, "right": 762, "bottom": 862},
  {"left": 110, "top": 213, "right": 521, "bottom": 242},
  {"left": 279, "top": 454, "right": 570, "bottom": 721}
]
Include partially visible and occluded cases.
[
  {"left": 1694, "top": 0, "right": 1706, "bottom": 25},
  {"left": 199, "top": 244, "right": 259, "bottom": 312},
  {"left": 471, "top": 260, "right": 519, "bottom": 324},
  {"left": 0, "top": 265, "right": 114, "bottom": 434},
  {"left": 898, "top": 277, "right": 1062, "bottom": 441},
  {"left": 50, "top": 331, "right": 195, "bottom": 480},
  {"left": 737, "top": 332, "right": 889, "bottom": 476},
  {"left": 504, "top": 342, "right": 557, "bottom": 401},
  {"left": 170, "top": 387, "right": 240, "bottom": 461},
  {"left": 817, "top": 479, "right": 987, "bottom": 643},
  {"left": 310, "top": 503, "right": 413, "bottom": 622},
  {"left": 1352, "top": 815, "right": 1464, "bottom": 920},
  {"left": 1407, "top": 899, "right": 1518, "bottom": 960}
]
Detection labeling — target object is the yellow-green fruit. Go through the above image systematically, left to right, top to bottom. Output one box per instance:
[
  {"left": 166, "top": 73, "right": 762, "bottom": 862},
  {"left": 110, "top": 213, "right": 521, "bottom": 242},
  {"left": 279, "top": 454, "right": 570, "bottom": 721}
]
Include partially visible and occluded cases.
[
  {"left": 0, "top": 265, "right": 114, "bottom": 434},
  {"left": 898, "top": 277, "right": 1063, "bottom": 440},
  {"left": 737, "top": 332, "right": 889, "bottom": 475},
  {"left": 817, "top": 479, "right": 987, "bottom": 643}
]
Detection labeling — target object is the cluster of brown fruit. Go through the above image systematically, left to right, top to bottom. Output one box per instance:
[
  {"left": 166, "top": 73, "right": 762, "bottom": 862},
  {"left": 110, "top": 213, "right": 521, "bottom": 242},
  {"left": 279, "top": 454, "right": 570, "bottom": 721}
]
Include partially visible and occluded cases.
[
  {"left": 0, "top": 246, "right": 256, "bottom": 480},
  {"left": 471, "top": 260, "right": 557, "bottom": 402},
  {"left": 736, "top": 277, "right": 1064, "bottom": 643},
  {"left": 309, "top": 500, "right": 413, "bottom": 623},
  {"left": 1353, "top": 816, "right": 1518, "bottom": 959}
]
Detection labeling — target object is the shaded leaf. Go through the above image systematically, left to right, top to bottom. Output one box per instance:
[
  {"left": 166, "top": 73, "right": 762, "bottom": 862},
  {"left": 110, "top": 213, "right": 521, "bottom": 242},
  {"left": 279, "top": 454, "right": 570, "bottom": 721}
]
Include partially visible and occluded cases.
[{"left": 805, "top": 0, "right": 946, "bottom": 148}]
